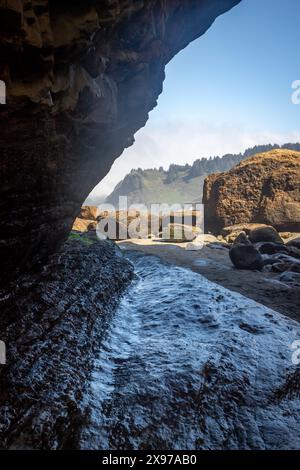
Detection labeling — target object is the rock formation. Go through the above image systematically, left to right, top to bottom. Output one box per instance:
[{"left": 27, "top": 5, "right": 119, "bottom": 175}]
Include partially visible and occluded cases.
[
  {"left": 0, "top": 0, "right": 241, "bottom": 285},
  {"left": 203, "top": 149, "right": 300, "bottom": 234},
  {"left": 72, "top": 205, "right": 100, "bottom": 232},
  {"left": 226, "top": 225, "right": 300, "bottom": 288},
  {"left": 0, "top": 238, "right": 133, "bottom": 449}
]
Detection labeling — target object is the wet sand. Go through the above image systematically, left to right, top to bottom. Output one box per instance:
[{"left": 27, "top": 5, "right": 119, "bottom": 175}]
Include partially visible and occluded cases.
[{"left": 119, "top": 239, "right": 300, "bottom": 322}]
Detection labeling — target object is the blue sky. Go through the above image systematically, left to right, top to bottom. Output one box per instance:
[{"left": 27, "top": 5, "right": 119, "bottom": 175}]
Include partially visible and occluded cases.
[{"left": 88, "top": 0, "right": 300, "bottom": 201}]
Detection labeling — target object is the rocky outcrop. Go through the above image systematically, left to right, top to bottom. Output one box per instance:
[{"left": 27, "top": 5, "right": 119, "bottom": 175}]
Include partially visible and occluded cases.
[
  {"left": 0, "top": 0, "right": 241, "bottom": 286},
  {"left": 203, "top": 150, "right": 300, "bottom": 234},
  {"left": 72, "top": 205, "right": 100, "bottom": 232},
  {"left": 79, "top": 205, "right": 100, "bottom": 221},
  {"left": 0, "top": 238, "right": 133, "bottom": 449}
]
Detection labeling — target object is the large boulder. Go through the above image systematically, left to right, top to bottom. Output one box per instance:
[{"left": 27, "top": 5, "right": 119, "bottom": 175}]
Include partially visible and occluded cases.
[
  {"left": 203, "top": 150, "right": 300, "bottom": 234},
  {"left": 79, "top": 206, "right": 100, "bottom": 221},
  {"left": 248, "top": 226, "right": 283, "bottom": 244}
]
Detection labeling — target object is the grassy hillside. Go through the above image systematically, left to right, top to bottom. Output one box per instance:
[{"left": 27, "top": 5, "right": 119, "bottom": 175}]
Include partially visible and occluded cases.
[{"left": 105, "top": 143, "right": 300, "bottom": 207}]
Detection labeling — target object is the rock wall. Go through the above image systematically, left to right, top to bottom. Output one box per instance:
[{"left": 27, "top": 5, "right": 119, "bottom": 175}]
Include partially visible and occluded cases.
[
  {"left": 0, "top": 0, "right": 240, "bottom": 285},
  {"left": 203, "top": 149, "right": 300, "bottom": 234}
]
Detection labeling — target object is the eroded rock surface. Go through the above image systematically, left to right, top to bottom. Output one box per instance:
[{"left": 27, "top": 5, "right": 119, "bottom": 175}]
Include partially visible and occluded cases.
[
  {"left": 0, "top": 0, "right": 240, "bottom": 285},
  {"left": 203, "top": 150, "right": 300, "bottom": 234},
  {"left": 0, "top": 239, "right": 133, "bottom": 449},
  {"left": 79, "top": 252, "right": 300, "bottom": 450}
]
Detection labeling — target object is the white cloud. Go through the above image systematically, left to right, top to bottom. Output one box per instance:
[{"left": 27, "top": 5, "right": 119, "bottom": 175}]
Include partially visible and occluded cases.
[{"left": 86, "top": 119, "right": 300, "bottom": 202}]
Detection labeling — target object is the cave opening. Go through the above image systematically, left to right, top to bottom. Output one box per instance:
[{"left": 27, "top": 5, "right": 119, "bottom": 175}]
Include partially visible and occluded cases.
[
  {"left": 0, "top": 0, "right": 299, "bottom": 281},
  {"left": 1, "top": 0, "right": 300, "bottom": 453},
  {"left": 86, "top": 0, "right": 300, "bottom": 213}
]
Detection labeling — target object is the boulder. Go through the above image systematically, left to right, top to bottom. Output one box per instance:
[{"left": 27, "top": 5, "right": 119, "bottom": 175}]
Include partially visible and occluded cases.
[
  {"left": 203, "top": 150, "right": 300, "bottom": 233},
  {"left": 79, "top": 205, "right": 100, "bottom": 221},
  {"left": 72, "top": 218, "right": 97, "bottom": 232},
  {"left": 221, "top": 223, "right": 268, "bottom": 237},
  {"left": 248, "top": 226, "right": 283, "bottom": 244},
  {"left": 232, "top": 231, "right": 251, "bottom": 245},
  {"left": 287, "top": 237, "right": 300, "bottom": 249},
  {"left": 258, "top": 242, "right": 288, "bottom": 255},
  {"left": 229, "top": 244, "right": 264, "bottom": 270}
]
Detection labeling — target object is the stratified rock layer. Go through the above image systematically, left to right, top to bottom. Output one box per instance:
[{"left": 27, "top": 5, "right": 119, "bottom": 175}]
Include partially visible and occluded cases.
[
  {"left": 0, "top": 0, "right": 240, "bottom": 285},
  {"left": 203, "top": 150, "right": 300, "bottom": 234},
  {"left": 0, "top": 239, "right": 133, "bottom": 449}
]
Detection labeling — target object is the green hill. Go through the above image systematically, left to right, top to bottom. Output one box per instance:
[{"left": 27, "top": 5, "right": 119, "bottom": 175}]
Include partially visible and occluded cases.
[{"left": 105, "top": 143, "right": 300, "bottom": 207}]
